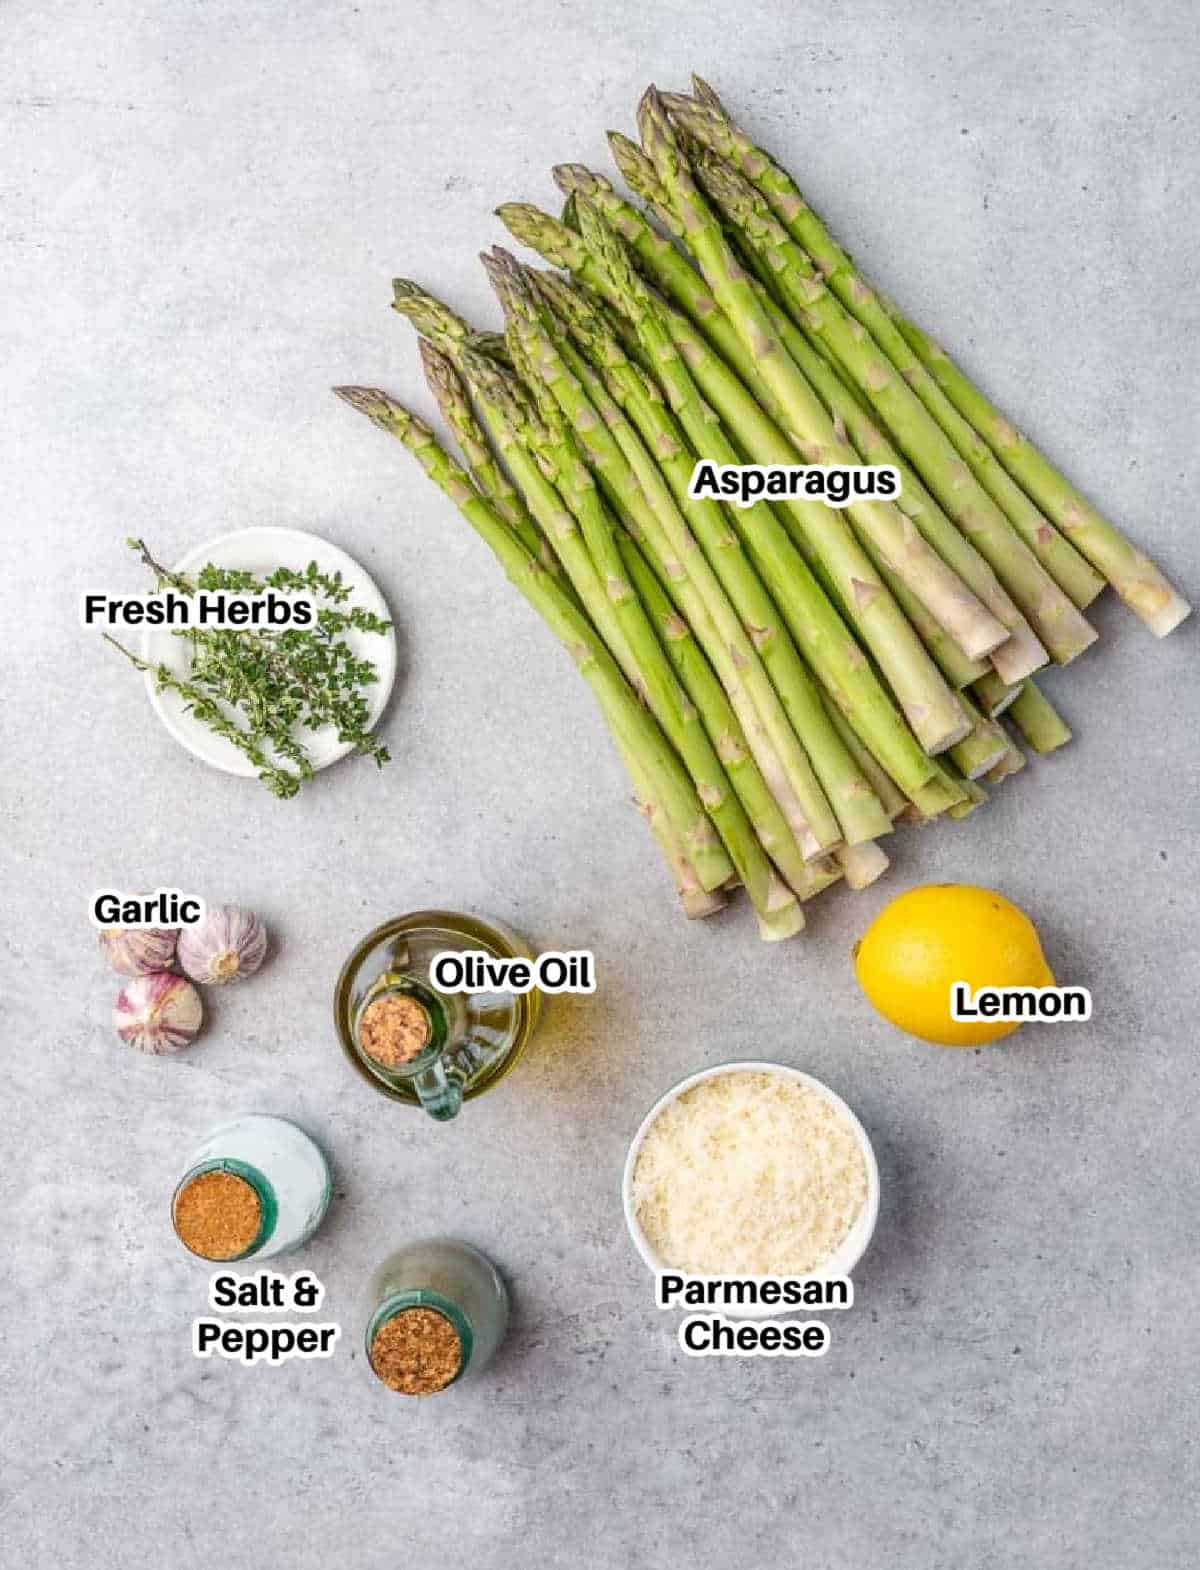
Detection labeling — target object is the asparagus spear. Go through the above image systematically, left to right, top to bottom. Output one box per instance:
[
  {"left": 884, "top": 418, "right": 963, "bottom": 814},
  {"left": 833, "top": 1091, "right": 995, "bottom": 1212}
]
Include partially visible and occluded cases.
[
  {"left": 686, "top": 73, "right": 727, "bottom": 113},
  {"left": 668, "top": 80, "right": 1188, "bottom": 637},
  {"left": 606, "top": 131, "right": 681, "bottom": 230},
  {"left": 688, "top": 146, "right": 1100, "bottom": 667},
  {"left": 571, "top": 202, "right": 947, "bottom": 802},
  {"left": 530, "top": 266, "right": 893, "bottom": 847},
  {"left": 393, "top": 287, "right": 569, "bottom": 585},
  {"left": 892, "top": 312, "right": 1192, "bottom": 635},
  {"left": 421, "top": 336, "right": 551, "bottom": 536},
  {"left": 417, "top": 339, "right": 553, "bottom": 563},
  {"left": 334, "top": 387, "right": 734, "bottom": 894},
  {"left": 1008, "top": 681, "right": 1073, "bottom": 755}
]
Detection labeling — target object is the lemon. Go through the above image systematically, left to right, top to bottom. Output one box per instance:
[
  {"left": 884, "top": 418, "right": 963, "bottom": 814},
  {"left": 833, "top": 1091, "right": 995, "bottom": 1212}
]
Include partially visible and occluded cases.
[{"left": 853, "top": 884, "right": 1054, "bottom": 1046}]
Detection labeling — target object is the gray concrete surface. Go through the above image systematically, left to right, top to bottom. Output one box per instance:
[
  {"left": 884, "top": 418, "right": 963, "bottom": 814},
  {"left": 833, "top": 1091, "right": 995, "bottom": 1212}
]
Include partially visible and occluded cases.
[{"left": 4, "top": 2, "right": 1199, "bottom": 1566}]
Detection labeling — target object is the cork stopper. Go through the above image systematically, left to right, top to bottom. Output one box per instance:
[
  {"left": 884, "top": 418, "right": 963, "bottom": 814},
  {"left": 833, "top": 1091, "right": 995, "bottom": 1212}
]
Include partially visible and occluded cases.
[
  {"left": 358, "top": 993, "right": 432, "bottom": 1067},
  {"left": 173, "top": 1169, "right": 263, "bottom": 1260},
  {"left": 369, "top": 1307, "right": 463, "bottom": 1395}
]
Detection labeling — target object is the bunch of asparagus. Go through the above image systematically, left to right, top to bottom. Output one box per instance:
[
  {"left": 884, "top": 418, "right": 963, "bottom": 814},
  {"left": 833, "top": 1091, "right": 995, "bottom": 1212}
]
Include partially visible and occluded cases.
[{"left": 336, "top": 79, "right": 1189, "bottom": 940}]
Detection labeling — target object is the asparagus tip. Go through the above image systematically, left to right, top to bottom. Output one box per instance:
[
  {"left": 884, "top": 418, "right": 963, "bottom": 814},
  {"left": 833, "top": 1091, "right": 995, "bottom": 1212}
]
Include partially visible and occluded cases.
[
  {"left": 690, "top": 73, "right": 721, "bottom": 107},
  {"left": 636, "top": 83, "right": 663, "bottom": 134},
  {"left": 636, "top": 85, "right": 677, "bottom": 161},
  {"left": 664, "top": 90, "right": 709, "bottom": 123},
  {"left": 607, "top": 129, "right": 645, "bottom": 180},
  {"left": 690, "top": 144, "right": 749, "bottom": 207},
  {"left": 552, "top": 162, "right": 609, "bottom": 197},
  {"left": 572, "top": 191, "right": 598, "bottom": 234},
  {"left": 573, "top": 194, "right": 619, "bottom": 266},
  {"left": 494, "top": 201, "right": 539, "bottom": 225},
  {"left": 495, "top": 201, "right": 584, "bottom": 267},
  {"left": 494, "top": 202, "right": 540, "bottom": 246},
  {"left": 480, "top": 246, "right": 527, "bottom": 312},
  {"left": 417, "top": 337, "right": 456, "bottom": 391},
  {"left": 331, "top": 383, "right": 368, "bottom": 407},
  {"left": 332, "top": 385, "right": 405, "bottom": 432}
]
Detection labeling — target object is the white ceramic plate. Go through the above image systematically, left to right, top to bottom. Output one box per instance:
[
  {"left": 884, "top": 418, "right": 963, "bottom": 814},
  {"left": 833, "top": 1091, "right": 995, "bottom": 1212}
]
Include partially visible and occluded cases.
[
  {"left": 141, "top": 527, "right": 396, "bottom": 778},
  {"left": 622, "top": 1060, "right": 880, "bottom": 1317}
]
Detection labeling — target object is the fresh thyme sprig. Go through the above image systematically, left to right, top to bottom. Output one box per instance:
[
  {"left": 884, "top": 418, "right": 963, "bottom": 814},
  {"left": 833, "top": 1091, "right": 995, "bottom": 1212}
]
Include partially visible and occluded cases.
[{"left": 108, "top": 538, "right": 392, "bottom": 798}]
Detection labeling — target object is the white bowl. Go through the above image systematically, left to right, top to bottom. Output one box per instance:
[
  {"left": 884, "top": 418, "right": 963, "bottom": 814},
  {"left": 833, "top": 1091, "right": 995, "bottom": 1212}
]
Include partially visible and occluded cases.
[
  {"left": 141, "top": 526, "right": 396, "bottom": 778},
  {"left": 622, "top": 1060, "right": 880, "bottom": 1318}
]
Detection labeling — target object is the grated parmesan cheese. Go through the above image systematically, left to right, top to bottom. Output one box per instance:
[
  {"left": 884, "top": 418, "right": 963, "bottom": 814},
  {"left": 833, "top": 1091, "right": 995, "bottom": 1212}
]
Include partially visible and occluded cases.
[{"left": 631, "top": 1071, "right": 868, "bottom": 1276}]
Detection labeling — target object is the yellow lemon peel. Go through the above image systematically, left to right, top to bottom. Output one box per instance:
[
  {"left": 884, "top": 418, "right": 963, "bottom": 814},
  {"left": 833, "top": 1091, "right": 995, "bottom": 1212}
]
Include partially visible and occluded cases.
[{"left": 854, "top": 884, "right": 1054, "bottom": 1047}]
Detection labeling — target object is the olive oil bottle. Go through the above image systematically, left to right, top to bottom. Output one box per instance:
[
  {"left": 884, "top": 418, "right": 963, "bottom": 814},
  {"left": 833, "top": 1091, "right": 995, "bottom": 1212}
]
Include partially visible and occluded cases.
[{"left": 333, "top": 911, "right": 541, "bottom": 1120}]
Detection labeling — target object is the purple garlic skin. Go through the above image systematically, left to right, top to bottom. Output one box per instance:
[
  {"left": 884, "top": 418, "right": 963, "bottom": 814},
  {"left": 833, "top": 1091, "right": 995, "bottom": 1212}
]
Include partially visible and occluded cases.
[
  {"left": 177, "top": 904, "right": 268, "bottom": 985},
  {"left": 99, "top": 926, "right": 179, "bottom": 976},
  {"left": 114, "top": 971, "right": 203, "bottom": 1054}
]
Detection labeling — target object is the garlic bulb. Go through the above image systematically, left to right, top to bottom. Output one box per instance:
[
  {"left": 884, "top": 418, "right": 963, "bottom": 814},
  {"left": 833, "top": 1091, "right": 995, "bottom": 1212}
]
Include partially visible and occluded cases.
[
  {"left": 177, "top": 905, "right": 267, "bottom": 985},
  {"left": 99, "top": 925, "right": 179, "bottom": 976},
  {"left": 114, "top": 971, "right": 203, "bottom": 1054}
]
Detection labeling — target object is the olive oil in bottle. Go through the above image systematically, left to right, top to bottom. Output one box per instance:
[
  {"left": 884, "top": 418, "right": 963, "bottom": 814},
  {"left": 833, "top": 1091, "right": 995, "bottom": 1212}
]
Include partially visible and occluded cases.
[{"left": 333, "top": 911, "right": 541, "bottom": 1120}]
